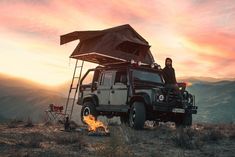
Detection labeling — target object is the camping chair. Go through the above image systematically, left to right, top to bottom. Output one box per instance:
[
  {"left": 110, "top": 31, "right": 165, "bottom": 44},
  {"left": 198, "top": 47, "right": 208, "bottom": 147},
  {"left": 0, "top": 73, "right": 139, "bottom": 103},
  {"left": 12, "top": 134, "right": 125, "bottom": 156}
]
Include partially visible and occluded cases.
[{"left": 45, "top": 104, "right": 66, "bottom": 123}]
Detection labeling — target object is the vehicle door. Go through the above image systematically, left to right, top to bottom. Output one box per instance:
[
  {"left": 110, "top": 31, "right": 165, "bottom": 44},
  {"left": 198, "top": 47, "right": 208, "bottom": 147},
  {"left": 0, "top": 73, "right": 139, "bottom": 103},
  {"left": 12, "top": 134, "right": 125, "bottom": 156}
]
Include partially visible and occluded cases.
[
  {"left": 110, "top": 70, "right": 128, "bottom": 105},
  {"left": 97, "top": 71, "right": 114, "bottom": 105}
]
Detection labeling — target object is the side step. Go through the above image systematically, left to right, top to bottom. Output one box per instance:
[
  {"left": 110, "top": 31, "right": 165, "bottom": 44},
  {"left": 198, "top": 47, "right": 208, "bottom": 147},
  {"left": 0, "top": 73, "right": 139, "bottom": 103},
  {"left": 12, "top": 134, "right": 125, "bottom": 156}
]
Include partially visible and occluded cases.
[{"left": 96, "top": 105, "right": 129, "bottom": 113}]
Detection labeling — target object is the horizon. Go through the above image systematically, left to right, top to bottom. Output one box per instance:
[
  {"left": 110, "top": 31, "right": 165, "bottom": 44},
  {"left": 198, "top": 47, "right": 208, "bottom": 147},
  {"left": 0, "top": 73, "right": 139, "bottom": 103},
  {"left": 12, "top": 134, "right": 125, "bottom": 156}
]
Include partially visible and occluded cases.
[
  {"left": 0, "top": 0, "right": 234, "bottom": 86},
  {"left": 1, "top": 71, "right": 234, "bottom": 88}
]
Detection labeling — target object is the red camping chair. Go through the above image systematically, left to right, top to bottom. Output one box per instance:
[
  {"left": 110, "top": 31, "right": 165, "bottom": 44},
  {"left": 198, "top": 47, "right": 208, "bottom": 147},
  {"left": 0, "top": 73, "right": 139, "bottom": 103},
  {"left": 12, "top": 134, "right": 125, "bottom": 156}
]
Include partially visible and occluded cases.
[{"left": 45, "top": 104, "right": 66, "bottom": 123}]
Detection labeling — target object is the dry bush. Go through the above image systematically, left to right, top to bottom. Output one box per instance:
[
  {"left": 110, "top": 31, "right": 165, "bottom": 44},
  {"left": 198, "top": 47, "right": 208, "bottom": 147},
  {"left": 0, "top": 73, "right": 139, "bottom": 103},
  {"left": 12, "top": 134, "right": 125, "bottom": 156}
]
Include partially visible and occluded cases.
[
  {"left": 24, "top": 117, "right": 34, "bottom": 127},
  {"left": 7, "top": 119, "right": 23, "bottom": 128},
  {"left": 43, "top": 121, "right": 53, "bottom": 126},
  {"left": 120, "top": 124, "right": 144, "bottom": 144},
  {"left": 94, "top": 126, "right": 134, "bottom": 157},
  {"left": 171, "top": 127, "right": 206, "bottom": 150},
  {"left": 172, "top": 127, "right": 195, "bottom": 149},
  {"left": 201, "top": 129, "right": 225, "bottom": 142},
  {"left": 229, "top": 130, "right": 235, "bottom": 140},
  {"left": 17, "top": 132, "right": 44, "bottom": 148},
  {"left": 54, "top": 133, "right": 83, "bottom": 146}
]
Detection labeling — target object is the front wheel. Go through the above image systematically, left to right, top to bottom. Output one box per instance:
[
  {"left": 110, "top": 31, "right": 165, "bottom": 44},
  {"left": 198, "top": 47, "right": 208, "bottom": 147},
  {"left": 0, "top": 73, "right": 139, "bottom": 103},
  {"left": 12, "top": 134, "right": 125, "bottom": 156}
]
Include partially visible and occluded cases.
[
  {"left": 80, "top": 101, "right": 97, "bottom": 124},
  {"left": 129, "top": 102, "right": 146, "bottom": 130}
]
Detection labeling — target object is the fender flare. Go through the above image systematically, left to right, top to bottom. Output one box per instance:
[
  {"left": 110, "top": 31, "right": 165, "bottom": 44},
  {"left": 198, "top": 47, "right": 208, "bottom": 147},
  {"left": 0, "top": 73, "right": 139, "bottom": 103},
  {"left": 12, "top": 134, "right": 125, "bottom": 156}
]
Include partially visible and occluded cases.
[
  {"left": 130, "top": 92, "right": 151, "bottom": 106},
  {"left": 82, "top": 94, "right": 99, "bottom": 106}
]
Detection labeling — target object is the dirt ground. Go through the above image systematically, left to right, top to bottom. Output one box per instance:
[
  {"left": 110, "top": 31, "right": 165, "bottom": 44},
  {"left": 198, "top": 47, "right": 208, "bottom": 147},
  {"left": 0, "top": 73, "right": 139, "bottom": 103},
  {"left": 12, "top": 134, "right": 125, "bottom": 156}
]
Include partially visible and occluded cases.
[{"left": 0, "top": 121, "right": 235, "bottom": 157}]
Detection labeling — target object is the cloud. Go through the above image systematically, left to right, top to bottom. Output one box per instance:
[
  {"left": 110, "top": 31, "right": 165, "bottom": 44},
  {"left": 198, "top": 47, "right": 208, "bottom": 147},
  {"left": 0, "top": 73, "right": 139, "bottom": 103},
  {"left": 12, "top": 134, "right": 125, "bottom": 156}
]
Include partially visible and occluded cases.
[{"left": 0, "top": 0, "right": 234, "bottom": 85}]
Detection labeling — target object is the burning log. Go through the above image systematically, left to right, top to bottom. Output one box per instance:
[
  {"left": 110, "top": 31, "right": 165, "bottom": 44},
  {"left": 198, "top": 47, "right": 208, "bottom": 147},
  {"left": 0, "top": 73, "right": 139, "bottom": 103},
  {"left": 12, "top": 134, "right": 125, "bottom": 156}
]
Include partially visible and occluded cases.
[{"left": 83, "top": 115, "right": 110, "bottom": 136}]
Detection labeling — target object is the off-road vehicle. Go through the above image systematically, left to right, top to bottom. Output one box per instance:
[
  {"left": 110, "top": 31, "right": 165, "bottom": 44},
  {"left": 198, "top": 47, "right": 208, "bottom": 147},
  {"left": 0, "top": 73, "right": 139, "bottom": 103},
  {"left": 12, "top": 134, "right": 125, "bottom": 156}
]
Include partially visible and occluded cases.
[{"left": 78, "top": 61, "right": 197, "bottom": 129}]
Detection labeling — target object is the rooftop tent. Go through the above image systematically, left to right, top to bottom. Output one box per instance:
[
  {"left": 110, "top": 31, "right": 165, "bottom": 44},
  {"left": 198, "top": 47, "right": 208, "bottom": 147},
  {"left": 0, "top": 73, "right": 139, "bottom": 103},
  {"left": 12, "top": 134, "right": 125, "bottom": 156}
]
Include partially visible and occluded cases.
[{"left": 60, "top": 24, "right": 155, "bottom": 65}]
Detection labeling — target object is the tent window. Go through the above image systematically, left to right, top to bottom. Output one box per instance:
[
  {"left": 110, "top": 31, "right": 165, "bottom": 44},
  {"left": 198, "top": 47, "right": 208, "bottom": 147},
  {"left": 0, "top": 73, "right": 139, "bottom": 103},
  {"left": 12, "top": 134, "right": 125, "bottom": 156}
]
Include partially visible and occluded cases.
[{"left": 116, "top": 42, "right": 141, "bottom": 56}]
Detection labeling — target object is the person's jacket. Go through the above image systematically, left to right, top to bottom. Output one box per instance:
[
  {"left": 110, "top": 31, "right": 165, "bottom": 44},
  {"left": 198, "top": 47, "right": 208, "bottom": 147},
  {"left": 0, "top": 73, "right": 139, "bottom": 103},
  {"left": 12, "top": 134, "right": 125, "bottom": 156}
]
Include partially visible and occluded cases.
[{"left": 162, "top": 66, "right": 177, "bottom": 84}]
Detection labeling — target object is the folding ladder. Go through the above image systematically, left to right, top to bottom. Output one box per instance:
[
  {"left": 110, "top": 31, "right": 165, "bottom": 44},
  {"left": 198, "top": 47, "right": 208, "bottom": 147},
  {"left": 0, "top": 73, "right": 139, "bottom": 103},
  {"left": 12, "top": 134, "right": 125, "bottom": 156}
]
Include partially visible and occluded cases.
[{"left": 64, "top": 59, "right": 84, "bottom": 120}]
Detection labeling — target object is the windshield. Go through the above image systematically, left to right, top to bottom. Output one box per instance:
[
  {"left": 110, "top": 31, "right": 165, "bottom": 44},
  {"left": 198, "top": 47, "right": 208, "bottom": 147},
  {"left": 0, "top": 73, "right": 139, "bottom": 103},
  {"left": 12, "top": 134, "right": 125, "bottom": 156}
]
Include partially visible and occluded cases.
[{"left": 132, "top": 70, "right": 163, "bottom": 84}]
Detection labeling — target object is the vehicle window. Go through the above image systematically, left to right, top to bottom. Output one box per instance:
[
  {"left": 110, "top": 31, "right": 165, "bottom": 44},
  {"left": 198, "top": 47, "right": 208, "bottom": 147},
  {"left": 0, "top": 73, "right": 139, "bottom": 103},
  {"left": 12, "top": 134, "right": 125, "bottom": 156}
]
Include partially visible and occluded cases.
[
  {"left": 82, "top": 70, "right": 94, "bottom": 84},
  {"left": 115, "top": 70, "right": 127, "bottom": 85},
  {"left": 132, "top": 70, "right": 163, "bottom": 84},
  {"left": 101, "top": 72, "right": 113, "bottom": 86}
]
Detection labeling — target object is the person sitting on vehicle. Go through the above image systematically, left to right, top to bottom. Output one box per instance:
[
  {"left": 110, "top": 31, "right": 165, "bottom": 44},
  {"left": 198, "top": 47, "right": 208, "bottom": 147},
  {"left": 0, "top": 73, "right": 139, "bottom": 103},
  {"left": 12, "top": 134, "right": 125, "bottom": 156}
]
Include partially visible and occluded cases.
[{"left": 162, "top": 57, "right": 177, "bottom": 88}]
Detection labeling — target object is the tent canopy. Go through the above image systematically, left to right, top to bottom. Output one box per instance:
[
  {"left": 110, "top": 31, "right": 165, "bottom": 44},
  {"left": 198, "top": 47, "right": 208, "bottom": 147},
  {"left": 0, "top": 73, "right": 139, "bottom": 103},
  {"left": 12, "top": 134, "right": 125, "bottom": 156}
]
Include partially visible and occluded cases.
[{"left": 60, "top": 24, "right": 155, "bottom": 65}]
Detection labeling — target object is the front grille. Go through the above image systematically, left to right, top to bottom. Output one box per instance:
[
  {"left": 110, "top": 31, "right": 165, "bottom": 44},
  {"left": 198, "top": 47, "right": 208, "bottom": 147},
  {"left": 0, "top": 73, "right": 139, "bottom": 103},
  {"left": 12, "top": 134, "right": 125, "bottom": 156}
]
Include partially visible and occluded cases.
[{"left": 165, "top": 91, "right": 181, "bottom": 103}]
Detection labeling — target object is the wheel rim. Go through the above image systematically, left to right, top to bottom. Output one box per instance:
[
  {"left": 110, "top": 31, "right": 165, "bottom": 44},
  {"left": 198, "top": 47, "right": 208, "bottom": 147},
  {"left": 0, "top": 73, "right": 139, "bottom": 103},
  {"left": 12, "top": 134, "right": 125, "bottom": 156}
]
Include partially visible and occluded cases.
[
  {"left": 83, "top": 107, "right": 91, "bottom": 117},
  {"left": 130, "top": 107, "right": 136, "bottom": 127}
]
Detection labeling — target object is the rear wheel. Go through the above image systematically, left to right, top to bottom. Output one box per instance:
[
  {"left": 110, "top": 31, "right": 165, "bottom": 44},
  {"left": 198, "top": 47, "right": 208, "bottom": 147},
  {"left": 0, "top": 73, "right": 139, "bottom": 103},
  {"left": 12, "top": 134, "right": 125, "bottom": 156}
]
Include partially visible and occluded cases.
[
  {"left": 80, "top": 101, "right": 97, "bottom": 124},
  {"left": 129, "top": 102, "right": 146, "bottom": 129}
]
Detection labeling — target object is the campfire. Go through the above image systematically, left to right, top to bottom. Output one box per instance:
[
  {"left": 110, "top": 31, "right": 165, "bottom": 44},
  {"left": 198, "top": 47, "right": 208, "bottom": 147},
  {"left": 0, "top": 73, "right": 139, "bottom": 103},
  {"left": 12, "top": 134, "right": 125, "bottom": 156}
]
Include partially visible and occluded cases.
[{"left": 83, "top": 115, "right": 110, "bottom": 136}]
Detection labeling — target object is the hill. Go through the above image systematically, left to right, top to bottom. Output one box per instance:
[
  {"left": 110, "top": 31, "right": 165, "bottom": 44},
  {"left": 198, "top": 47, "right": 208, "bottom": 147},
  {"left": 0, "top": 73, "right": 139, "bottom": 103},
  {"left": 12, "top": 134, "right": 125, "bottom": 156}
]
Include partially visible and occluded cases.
[
  {"left": 0, "top": 73, "right": 67, "bottom": 122},
  {"left": 0, "top": 73, "right": 235, "bottom": 124},
  {"left": 188, "top": 81, "right": 235, "bottom": 123}
]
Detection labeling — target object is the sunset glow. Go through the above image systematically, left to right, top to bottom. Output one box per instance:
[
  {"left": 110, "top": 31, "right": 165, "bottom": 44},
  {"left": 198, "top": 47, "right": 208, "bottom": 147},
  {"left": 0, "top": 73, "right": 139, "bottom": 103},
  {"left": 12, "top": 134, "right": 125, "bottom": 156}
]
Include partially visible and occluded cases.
[{"left": 0, "top": 0, "right": 234, "bottom": 86}]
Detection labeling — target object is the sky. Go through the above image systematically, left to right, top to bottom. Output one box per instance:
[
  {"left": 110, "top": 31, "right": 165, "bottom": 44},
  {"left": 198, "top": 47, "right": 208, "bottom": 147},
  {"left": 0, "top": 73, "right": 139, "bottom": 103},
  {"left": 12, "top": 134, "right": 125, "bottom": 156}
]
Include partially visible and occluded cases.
[{"left": 0, "top": 0, "right": 234, "bottom": 86}]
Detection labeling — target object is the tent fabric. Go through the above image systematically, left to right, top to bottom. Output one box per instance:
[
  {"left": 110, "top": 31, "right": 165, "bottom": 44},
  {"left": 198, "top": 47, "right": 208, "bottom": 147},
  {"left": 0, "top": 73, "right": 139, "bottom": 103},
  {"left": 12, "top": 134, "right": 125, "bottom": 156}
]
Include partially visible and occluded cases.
[{"left": 60, "top": 24, "right": 155, "bottom": 65}]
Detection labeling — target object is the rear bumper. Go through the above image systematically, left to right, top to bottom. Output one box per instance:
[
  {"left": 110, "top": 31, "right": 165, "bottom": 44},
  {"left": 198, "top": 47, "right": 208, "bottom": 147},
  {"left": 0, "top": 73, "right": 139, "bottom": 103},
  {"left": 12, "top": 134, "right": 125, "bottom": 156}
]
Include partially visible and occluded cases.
[{"left": 152, "top": 102, "right": 198, "bottom": 114}]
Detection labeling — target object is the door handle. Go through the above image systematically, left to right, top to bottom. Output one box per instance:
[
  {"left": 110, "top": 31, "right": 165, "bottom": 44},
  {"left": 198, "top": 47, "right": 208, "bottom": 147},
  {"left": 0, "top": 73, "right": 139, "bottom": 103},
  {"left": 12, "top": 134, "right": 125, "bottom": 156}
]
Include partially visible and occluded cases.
[
  {"left": 97, "top": 90, "right": 101, "bottom": 94},
  {"left": 111, "top": 90, "right": 115, "bottom": 94}
]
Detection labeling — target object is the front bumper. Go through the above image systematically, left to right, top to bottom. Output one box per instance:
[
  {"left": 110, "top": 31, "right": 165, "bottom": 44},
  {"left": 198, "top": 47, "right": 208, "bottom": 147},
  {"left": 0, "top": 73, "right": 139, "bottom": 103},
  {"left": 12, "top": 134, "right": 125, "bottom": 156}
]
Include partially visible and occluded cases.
[{"left": 152, "top": 102, "right": 198, "bottom": 114}]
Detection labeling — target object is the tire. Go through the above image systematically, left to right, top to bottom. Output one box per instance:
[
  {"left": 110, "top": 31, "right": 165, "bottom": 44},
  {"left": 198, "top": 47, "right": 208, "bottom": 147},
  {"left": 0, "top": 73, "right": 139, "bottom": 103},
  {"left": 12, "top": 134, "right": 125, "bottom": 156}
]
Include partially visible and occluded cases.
[
  {"left": 80, "top": 101, "right": 97, "bottom": 124},
  {"left": 129, "top": 102, "right": 146, "bottom": 129},
  {"left": 175, "top": 113, "right": 192, "bottom": 128}
]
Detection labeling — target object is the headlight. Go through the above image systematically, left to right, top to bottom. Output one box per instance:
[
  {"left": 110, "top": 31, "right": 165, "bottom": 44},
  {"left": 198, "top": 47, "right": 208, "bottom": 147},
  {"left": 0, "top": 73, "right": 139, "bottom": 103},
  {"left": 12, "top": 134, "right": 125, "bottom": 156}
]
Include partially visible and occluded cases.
[
  {"left": 158, "top": 94, "right": 164, "bottom": 101},
  {"left": 188, "top": 96, "right": 192, "bottom": 103}
]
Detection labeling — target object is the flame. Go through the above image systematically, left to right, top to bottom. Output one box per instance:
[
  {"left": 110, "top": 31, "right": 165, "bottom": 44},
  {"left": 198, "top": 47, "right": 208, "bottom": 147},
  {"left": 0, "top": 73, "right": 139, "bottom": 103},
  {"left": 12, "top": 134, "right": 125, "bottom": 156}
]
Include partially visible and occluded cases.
[{"left": 83, "top": 115, "right": 109, "bottom": 133}]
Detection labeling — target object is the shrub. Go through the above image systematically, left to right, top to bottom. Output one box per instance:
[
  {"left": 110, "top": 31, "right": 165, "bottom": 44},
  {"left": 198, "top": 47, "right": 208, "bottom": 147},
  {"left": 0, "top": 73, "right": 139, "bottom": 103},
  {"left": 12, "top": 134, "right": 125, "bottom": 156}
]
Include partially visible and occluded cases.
[
  {"left": 24, "top": 117, "right": 34, "bottom": 127},
  {"left": 7, "top": 119, "right": 23, "bottom": 128},
  {"left": 93, "top": 126, "right": 134, "bottom": 157},
  {"left": 172, "top": 127, "right": 198, "bottom": 149},
  {"left": 201, "top": 129, "right": 225, "bottom": 142},
  {"left": 229, "top": 130, "right": 235, "bottom": 140},
  {"left": 16, "top": 132, "right": 44, "bottom": 148},
  {"left": 54, "top": 133, "right": 82, "bottom": 145}
]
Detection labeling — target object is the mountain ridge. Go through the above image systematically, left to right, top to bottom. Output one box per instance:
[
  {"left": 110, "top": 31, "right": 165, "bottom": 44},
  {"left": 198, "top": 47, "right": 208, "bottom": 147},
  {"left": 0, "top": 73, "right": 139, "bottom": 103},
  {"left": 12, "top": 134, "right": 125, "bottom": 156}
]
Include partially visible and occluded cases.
[{"left": 0, "top": 73, "right": 234, "bottom": 123}]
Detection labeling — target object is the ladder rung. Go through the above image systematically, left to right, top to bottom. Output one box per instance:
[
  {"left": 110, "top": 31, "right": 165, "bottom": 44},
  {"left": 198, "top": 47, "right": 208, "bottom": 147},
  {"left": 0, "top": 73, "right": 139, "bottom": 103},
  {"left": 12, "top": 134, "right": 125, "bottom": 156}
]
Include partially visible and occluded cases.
[
  {"left": 76, "top": 66, "right": 82, "bottom": 68},
  {"left": 73, "top": 77, "right": 80, "bottom": 79},
  {"left": 71, "top": 87, "right": 78, "bottom": 89}
]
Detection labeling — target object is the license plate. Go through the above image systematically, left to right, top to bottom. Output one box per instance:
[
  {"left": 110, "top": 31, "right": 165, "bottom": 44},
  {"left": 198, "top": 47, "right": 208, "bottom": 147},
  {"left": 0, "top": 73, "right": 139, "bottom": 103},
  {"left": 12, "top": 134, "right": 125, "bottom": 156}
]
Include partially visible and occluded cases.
[{"left": 172, "top": 108, "right": 185, "bottom": 113}]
